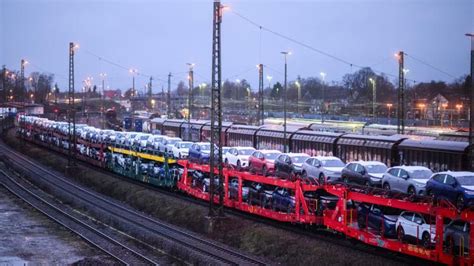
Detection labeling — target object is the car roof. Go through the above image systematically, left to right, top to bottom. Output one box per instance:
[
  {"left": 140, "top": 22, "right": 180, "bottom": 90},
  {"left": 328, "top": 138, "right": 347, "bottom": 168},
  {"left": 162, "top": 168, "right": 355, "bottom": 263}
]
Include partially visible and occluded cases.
[
  {"left": 194, "top": 142, "right": 210, "bottom": 145},
  {"left": 233, "top": 146, "right": 255, "bottom": 150},
  {"left": 259, "top": 150, "right": 281, "bottom": 154},
  {"left": 286, "top": 153, "right": 310, "bottom": 157},
  {"left": 312, "top": 156, "right": 342, "bottom": 161},
  {"left": 353, "top": 160, "right": 387, "bottom": 166},
  {"left": 392, "top": 166, "right": 431, "bottom": 171},
  {"left": 437, "top": 171, "right": 474, "bottom": 177}
]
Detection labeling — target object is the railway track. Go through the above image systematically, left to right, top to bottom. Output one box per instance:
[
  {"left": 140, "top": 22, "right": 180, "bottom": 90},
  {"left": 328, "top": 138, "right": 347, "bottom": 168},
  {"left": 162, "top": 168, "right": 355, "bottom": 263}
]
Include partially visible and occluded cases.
[
  {"left": 0, "top": 141, "right": 267, "bottom": 266},
  {"left": 0, "top": 168, "right": 156, "bottom": 265}
]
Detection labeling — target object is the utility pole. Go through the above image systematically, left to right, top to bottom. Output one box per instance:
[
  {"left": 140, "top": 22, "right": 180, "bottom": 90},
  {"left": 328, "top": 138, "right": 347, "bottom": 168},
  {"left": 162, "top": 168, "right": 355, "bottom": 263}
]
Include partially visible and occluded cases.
[
  {"left": 209, "top": 0, "right": 224, "bottom": 218},
  {"left": 466, "top": 33, "right": 474, "bottom": 170},
  {"left": 68, "top": 42, "right": 77, "bottom": 168},
  {"left": 397, "top": 51, "right": 405, "bottom": 134},
  {"left": 281, "top": 52, "right": 290, "bottom": 153},
  {"left": 20, "top": 59, "right": 27, "bottom": 102},
  {"left": 187, "top": 63, "right": 194, "bottom": 141},
  {"left": 258, "top": 64, "right": 264, "bottom": 126},
  {"left": 1, "top": 65, "right": 6, "bottom": 102},
  {"left": 129, "top": 69, "right": 137, "bottom": 130},
  {"left": 167, "top": 72, "right": 172, "bottom": 118},
  {"left": 320, "top": 72, "right": 327, "bottom": 124},
  {"left": 100, "top": 73, "right": 106, "bottom": 129},
  {"left": 148, "top": 76, "right": 153, "bottom": 110},
  {"left": 369, "top": 77, "right": 376, "bottom": 122}
]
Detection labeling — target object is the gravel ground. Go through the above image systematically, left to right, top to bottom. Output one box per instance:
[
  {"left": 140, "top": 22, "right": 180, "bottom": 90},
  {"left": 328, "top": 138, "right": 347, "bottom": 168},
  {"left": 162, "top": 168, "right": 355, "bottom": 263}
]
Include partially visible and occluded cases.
[{"left": 0, "top": 186, "right": 116, "bottom": 265}]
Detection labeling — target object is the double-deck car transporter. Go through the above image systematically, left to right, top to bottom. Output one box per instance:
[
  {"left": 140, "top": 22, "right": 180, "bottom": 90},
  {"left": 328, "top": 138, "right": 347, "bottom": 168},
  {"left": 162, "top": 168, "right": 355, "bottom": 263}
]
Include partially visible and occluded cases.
[{"left": 18, "top": 116, "right": 474, "bottom": 265}]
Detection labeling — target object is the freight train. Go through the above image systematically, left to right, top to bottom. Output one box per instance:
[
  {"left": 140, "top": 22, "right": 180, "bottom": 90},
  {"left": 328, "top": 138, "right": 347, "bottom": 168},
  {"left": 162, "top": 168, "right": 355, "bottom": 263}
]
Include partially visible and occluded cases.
[
  {"left": 17, "top": 115, "right": 474, "bottom": 265},
  {"left": 148, "top": 118, "right": 470, "bottom": 172}
]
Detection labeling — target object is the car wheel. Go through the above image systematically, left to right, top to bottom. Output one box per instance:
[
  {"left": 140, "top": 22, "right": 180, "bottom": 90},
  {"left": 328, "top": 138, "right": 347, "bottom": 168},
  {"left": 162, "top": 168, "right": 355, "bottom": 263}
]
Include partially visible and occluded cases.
[
  {"left": 178, "top": 153, "right": 181, "bottom": 159},
  {"left": 224, "top": 158, "right": 229, "bottom": 167},
  {"left": 237, "top": 160, "right": 242, "bottom": 171},
  {"left": 262, "top": 165, "right": 268, "bottom": 176},
  {"left": 319, "top": 173, "right": 325, "bottom": 186},
  {"left": 365, "top": 181, "right": 371, "bottom": 187},
  {"left": 383, "top": 183, "right": 390, "bottom": 191},
  {"left": 407, "top": 186, "right": 416, "bottom": 196},
  {"left": 456, "top": 194, "right": 465, "bottom": 210},
  {"left": 357, "top": 215, "right": 366, "bottom": 229},
  {"left": 397, "top": 226, "right": 405, "bottom": 242},
  {"left": 421, "top": 232, "right": 431, "bottom": 249}
]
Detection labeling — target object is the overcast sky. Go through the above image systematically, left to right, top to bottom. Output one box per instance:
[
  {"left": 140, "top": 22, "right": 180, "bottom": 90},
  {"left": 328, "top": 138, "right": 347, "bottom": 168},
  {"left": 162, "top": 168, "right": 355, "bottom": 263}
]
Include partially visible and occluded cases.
[{"left": 0, "top": 0, "right": 472, "bottom": 93}]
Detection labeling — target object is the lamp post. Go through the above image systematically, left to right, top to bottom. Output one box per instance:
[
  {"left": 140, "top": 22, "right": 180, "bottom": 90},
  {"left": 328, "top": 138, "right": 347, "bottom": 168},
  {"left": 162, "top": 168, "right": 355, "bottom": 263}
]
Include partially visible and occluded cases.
[
  {"left": 466, "top": 33, "right": 474, "bottom": 170},
  {"left": 281, "top": 51, "right": 291, "bottom": 153},
  {"left": 20, "top": 59, "right": 28, "bottom": 102},
  {"left": 186, "top": 63, "right": 194, "bottom": 141},
  {"left": 129, "top": 68, "right": 138, "bottom": 130},
  {"left": 320, "top": 72, "right": 327, "bottom": 124},
  {"left": 369, "top": 77, "right": 376, "bottom": 121},
  {"left": 295, "top": 80, "right": 301, "bottom": 115},
  {"left": 387, "top": 103, "right": 393, "bottom": 125},
  {"left": 441, "top": 103, "right": 448, "bottom": 127},
  {"left": 456, "top": 104, "right": 463, "bottom": 125}
]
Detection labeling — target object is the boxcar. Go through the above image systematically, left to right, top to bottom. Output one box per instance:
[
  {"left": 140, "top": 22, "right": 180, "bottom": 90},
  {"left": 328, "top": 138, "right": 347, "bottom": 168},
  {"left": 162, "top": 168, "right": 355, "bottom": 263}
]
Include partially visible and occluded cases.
[
  {"left": 162, "top": 119, "right": 185, "bottom": 138},
  {"left": 180, "top": 120, "right": 207, "bottom": 142},
  {"left": 201, "top": 121, "right": 232, "bottom": 143},
  {"left": 226, "top": 125, "right": 261, "bottom": 147},
  {"left": 255, "top": 125, "right": 304, "bottom": 151},
  {"left": 290, "top": 130, "right": 342, "bottom": 156},
  {"left": 336, "top": 134, "right": 405, "bottom": 165},
  {"left": 398, "top": 139, "right": 470, "bottom": 171}
]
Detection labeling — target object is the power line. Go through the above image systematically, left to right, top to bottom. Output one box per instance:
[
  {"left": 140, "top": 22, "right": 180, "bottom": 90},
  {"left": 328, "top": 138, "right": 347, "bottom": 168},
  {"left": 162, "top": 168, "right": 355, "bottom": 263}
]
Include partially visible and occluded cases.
[
  {"left": 231, "top": 9, "right": 418, "bottom": 83},
  {"left": 405, "top": 53, "right": 457, "bottom": 79}
]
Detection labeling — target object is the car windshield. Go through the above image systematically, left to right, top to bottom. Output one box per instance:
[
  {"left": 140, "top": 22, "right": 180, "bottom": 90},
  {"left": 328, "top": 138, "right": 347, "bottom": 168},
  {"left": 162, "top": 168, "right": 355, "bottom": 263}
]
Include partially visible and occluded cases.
[
  {"left": 140, "top": 135, "right": 149, "bottom": 140},
  {"left": 168, "top": 139, "right": 179, "bottom": 145},
  {"left": 180, "top": 143, "right": 192, "bottom": 148},
  {"left": 200, "top": 144, "right": 211, "bottom": 151},
  {"left": 239, "top": 149, "right": 255, "bottom": 155},
  {"left": 265, "top": 152, "right": 280, "bottom": 160},
  {"left": 291, "top": 156, "right": 309, "bottom": 164},
  {"left": 322, "top": 159, "right": 345, "bottom": 167},
  {"left": 366, "top": 164, "right": 387, "bottom": 173},
  {"left": 409, "top": 169, "right": 433, "bottom": 179},
  {"left": 456, "top": 175, "right": 474, "bottom": 186}
]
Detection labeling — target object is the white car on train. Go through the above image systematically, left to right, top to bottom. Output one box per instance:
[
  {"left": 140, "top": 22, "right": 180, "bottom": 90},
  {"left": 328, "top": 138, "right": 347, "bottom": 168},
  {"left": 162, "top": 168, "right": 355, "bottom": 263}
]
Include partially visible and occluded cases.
[{"left": 223, "top": 147, "right": 256, "bottom": 170}]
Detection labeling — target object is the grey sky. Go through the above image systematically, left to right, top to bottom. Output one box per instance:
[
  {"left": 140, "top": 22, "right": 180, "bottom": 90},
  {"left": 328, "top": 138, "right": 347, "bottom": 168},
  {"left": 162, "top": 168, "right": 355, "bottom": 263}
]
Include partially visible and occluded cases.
[{"left": 1, "top": 0, "right": 472, "bottom": 93}]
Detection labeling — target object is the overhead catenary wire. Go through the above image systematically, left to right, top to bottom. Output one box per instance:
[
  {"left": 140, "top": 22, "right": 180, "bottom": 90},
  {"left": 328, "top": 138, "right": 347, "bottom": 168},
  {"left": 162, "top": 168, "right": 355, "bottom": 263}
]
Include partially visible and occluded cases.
[
  {"left": 230, "top": 10, "right": 418, "bottom": 83},
  {"left": 404, "top": 53, "right": 457, "bottom": 79}
]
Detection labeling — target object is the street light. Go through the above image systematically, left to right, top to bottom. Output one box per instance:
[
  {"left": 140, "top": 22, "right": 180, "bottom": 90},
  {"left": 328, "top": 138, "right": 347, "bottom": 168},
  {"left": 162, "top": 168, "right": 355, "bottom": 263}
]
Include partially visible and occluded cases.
[
  {"left": 281, "top": 51, "right": 291, "bottom": 153},
  {"left": 186, "top": 63, "right": 195, "bottom": 141},
  {"left": 320, "top": 72, "right": 327, "bottom": 123},
  {"left": 369, "top": 77, "right": 376, "bottom": 120},
  {"left": 295, "top": 80, "right": 301, "bottom": 114},
  {"left": 387, "top": 103, "right": 393, "bottom": 124},
  {"left": 441, "top": 103, "right": 448, "bottom": 127}
]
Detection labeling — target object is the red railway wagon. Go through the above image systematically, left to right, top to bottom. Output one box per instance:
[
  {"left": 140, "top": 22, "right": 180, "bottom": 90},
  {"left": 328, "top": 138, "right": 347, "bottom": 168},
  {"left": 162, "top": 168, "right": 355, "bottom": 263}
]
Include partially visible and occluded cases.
[{"left": 177, "top": 161, "right": 474, "bottom": 265}]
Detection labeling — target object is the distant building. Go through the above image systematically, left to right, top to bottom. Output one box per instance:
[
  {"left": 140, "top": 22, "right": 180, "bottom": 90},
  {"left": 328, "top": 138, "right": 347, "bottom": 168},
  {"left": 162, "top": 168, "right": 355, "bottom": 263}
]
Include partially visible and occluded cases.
[{"left": 104, "top": 89, "right": 121, "bottom": 99}]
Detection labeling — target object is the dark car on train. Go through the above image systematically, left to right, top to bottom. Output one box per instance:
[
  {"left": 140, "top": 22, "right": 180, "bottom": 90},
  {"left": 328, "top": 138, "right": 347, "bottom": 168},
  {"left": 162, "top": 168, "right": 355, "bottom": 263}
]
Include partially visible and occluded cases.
[
  {"left": 274, "top": 153, "right": 311, "bottom": 180},
  {"left": 341, "top": 161, "right": 388, "bottom": 187},
  {"left": 425, "top": 171, "right": 474, "bottom": 209},
  {"left": 228, "top": 178, "right": 249, "bottom": 201},
  {"left": 247, "top": 182, "right": 273, "bottom": 207},
  {"left": 271, "top": 188, "right": 295, "bottom": 213},
  {"left": 357, "top": 203, "right": 398, "bottom": 238},
  {"left": 443, "top": 220, "right": 470, "bottom": 255}
]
